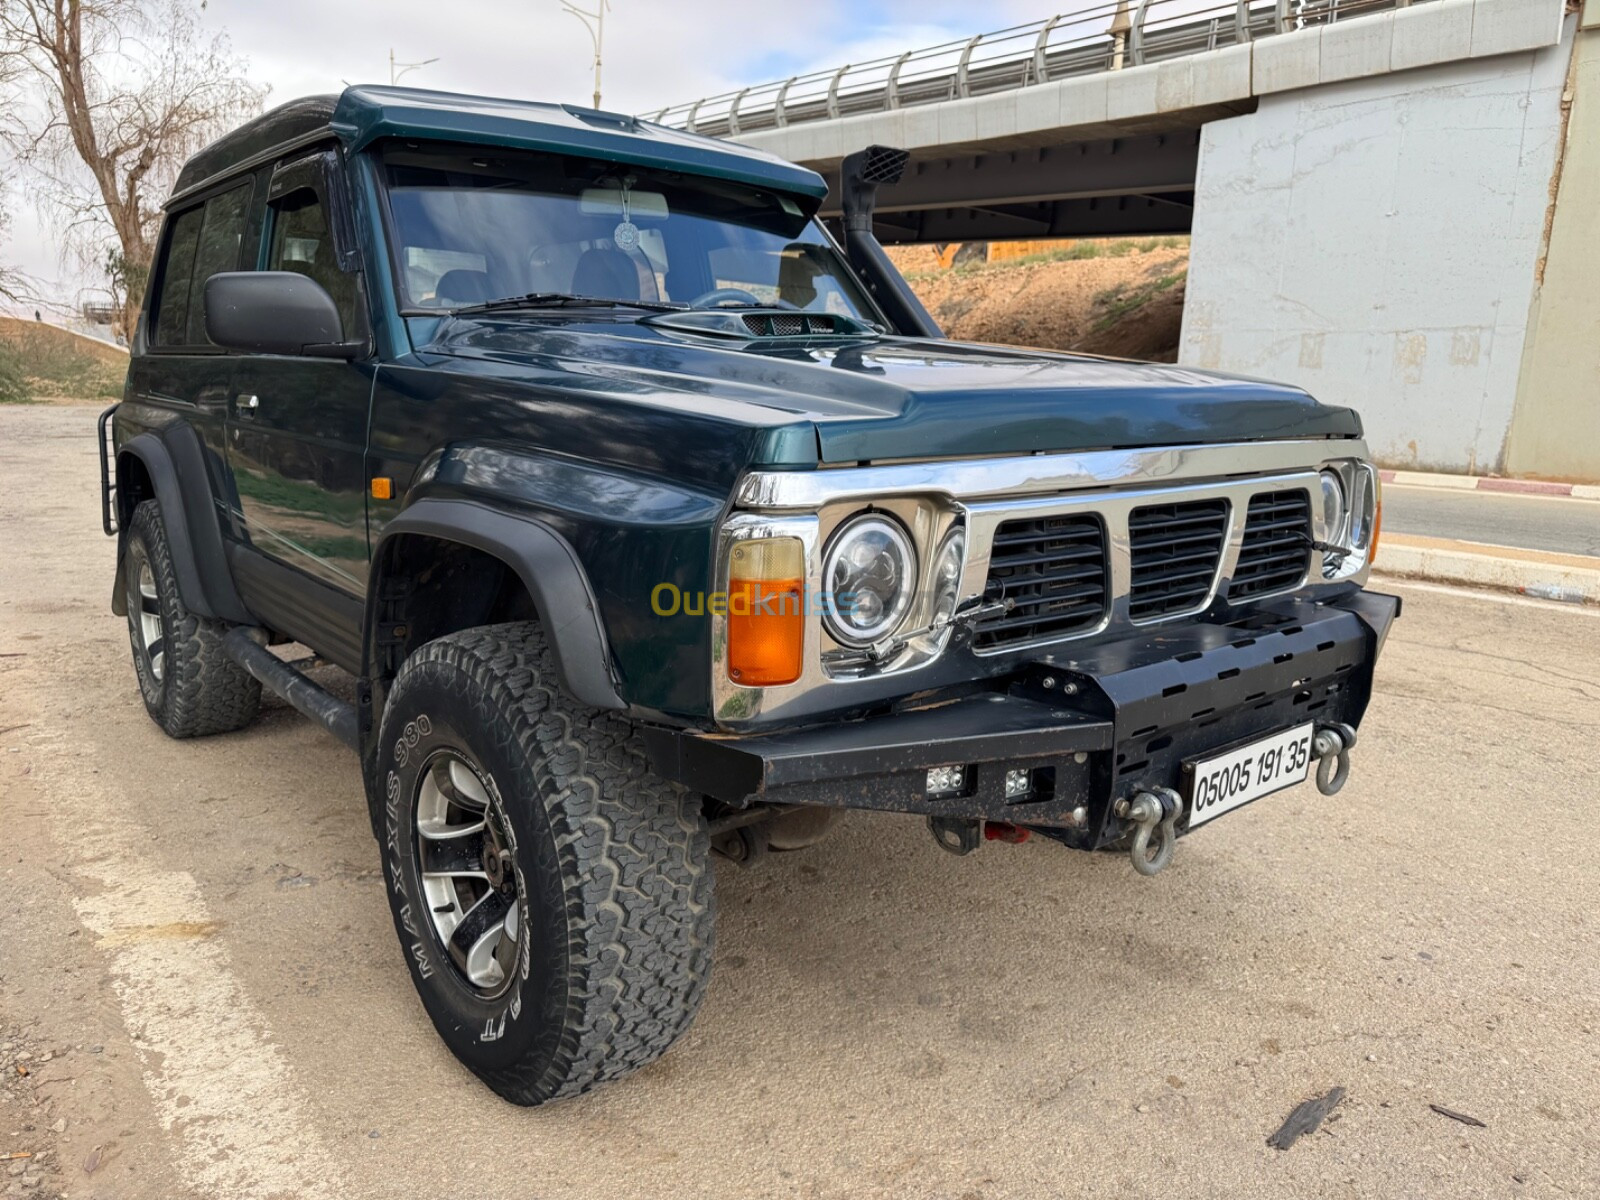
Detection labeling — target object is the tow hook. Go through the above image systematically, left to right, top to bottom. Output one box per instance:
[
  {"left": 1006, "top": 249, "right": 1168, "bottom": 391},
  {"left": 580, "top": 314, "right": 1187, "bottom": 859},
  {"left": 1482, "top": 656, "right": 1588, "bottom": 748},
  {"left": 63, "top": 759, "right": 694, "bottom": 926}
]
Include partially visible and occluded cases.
[
  {"left": 1312, "top": 722, "right": 1358, "bottom": 795},
  {"left": 1114, "top": 787, "right": 1182, "bottom": 877},
  {"left": 927, "top": 816, "right": 983, "bottom": 856}
]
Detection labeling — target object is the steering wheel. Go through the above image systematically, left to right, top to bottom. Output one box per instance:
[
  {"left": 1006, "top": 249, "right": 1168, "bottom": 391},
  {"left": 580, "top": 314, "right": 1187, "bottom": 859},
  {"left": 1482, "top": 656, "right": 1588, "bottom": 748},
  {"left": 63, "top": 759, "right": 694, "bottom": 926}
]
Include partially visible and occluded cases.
[{"left": 689, "top": 287, "right": 763, "bottom": 309}]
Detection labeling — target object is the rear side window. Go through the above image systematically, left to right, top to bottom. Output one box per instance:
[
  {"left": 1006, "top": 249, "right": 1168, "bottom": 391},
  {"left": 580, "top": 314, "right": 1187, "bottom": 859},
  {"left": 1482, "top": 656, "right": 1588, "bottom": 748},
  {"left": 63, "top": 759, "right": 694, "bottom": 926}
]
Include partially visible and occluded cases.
[
  {"left": 151, "top": 182, "right": 252, "bottom": 349},
  {"left": 152, "top": 207, "right": 204, "bottom": 346}
]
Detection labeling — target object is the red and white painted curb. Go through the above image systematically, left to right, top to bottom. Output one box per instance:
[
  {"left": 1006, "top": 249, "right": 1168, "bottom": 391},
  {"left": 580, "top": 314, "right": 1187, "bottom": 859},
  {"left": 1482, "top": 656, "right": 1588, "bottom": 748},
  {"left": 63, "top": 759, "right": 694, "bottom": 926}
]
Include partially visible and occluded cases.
[{"left": 1380, "top": 470, "right": 1600, "bottom": 501}]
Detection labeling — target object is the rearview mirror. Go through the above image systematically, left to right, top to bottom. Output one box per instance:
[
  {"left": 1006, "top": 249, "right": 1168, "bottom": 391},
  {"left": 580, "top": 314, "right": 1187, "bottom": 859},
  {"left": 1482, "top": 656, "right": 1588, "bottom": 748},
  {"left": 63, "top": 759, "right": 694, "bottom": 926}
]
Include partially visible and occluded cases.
[
  {"left": 578, "top": 187, "right": 668, "bottom": 221},
  {"left": 203, "top": 271, "right": 363, "bottom": 359}
]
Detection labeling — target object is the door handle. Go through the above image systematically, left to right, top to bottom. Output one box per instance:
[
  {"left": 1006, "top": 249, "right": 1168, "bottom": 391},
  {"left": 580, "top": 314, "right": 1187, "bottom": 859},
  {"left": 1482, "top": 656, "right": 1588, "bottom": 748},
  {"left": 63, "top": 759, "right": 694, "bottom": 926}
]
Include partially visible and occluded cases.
[{"left": 237, "top": 393, "right": 260, "bottom": 417}]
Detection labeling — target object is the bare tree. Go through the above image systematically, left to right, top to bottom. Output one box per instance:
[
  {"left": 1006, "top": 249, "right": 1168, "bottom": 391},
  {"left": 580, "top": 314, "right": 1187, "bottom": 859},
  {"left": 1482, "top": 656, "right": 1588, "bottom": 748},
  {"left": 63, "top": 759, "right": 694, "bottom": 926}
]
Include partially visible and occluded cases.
[
  {"left": 0, "top": 0, "right": 265, "bottom": 332},
  {"left": 0, "top": 175, "right": 36, "bottom": 306},
  {"left": 0, "top": 196, "right": 19, "bottom": 303}
]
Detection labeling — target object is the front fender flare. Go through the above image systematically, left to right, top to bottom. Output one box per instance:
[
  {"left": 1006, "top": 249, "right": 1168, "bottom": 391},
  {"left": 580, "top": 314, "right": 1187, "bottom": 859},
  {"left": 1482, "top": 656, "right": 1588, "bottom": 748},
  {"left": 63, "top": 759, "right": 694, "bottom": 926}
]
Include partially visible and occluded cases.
[{"left": 366, "top": 498, "right": 625, "bottom": 712}]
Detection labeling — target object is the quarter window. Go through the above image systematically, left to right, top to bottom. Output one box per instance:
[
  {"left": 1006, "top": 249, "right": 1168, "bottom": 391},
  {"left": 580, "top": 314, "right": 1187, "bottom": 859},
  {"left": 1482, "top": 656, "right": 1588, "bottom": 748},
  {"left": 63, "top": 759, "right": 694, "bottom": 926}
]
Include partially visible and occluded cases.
[
  {"left": 151, "top": 182, "right": 252, "bottom": 349},
  {"left": 152, "top": 207, "right": 204, "bottom": 347}
]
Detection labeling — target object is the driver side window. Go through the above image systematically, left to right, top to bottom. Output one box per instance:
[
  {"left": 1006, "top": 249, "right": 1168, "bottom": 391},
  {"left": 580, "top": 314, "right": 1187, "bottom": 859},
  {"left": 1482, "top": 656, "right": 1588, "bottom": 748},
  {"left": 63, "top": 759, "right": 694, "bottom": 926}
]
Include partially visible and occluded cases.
[{"left": 268, "top": 187, "right": 360, "bottom": 334}]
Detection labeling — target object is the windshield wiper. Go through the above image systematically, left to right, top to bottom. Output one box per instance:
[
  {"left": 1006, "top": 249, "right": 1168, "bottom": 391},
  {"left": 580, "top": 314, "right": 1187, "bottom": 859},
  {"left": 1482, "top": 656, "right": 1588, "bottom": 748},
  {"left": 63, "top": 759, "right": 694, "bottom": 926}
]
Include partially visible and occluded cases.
[{"left": 449, "top": 292, "right": 689, "bottom": 316}]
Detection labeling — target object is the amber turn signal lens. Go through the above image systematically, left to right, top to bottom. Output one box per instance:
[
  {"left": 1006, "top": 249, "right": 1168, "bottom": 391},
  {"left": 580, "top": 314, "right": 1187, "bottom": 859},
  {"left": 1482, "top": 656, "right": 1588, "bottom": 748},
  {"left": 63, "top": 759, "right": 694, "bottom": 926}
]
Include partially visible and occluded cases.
[
  {"left": 370, "top": 477, "right": 393, "bottom": 500},
  {"left": 727, "top": 537, "right": 804, "bottom": 687}
]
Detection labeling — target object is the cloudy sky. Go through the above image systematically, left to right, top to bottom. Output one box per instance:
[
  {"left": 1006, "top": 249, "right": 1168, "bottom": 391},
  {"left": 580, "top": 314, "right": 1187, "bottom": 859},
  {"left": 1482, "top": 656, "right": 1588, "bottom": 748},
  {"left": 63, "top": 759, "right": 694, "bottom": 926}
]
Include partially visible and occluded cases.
[{"left": 2, "top": 0, "right": 1049, "bottom": 305}]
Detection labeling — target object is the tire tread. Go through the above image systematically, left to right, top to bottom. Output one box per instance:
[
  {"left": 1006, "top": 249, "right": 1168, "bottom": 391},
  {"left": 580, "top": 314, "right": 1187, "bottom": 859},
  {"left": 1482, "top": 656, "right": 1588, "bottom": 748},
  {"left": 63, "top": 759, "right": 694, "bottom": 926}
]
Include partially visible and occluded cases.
[
  {"left": 127, "top": 500, "right": 260, "bottom": 738},
  {"left": 393, "top": 622, "right": 713, "bottom": 1103}
]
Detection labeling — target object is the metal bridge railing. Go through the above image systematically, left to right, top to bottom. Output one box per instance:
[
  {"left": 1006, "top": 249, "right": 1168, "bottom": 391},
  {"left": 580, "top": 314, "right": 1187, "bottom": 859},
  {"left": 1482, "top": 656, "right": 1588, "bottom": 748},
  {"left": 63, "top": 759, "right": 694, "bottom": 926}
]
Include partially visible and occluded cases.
[{"left": 650, "top": 0, "right": 1426, "bottom": 139}]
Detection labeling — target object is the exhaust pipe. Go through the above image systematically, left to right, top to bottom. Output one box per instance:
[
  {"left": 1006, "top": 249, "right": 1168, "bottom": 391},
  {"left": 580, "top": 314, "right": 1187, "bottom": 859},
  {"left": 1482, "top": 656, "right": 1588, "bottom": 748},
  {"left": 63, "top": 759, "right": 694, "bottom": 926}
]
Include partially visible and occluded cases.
[{"left": 839, "top": 145, "right": 943, "bottom": 339}]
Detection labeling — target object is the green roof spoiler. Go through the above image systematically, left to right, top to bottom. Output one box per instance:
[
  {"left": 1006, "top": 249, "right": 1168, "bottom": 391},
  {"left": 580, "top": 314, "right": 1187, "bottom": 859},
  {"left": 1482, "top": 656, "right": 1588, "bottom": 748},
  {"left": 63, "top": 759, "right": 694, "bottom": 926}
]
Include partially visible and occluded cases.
[{"left": 330, "top": 85, "right": 829, "bottom": 200}]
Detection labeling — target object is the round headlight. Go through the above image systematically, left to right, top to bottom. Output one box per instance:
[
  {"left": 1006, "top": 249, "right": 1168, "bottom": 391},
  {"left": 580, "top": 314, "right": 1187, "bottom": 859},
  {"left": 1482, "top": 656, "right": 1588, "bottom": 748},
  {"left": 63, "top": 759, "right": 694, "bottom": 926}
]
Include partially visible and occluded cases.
[
  {"left": 1314, "top": 470, "right": 1348, "bottom": 547},
  {"left": 823, "top": 515, "right": 917, "bottom": 646},
  {"left": 930, "top": 527, "right": 966, "bottom": 626}
]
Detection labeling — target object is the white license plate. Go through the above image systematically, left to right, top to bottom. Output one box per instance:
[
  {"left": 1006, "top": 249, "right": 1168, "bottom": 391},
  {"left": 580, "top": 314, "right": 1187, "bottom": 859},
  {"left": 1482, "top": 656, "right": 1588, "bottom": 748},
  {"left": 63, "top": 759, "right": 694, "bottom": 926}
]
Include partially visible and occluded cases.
[{"left": 1186, "top": 722, "right": 1314, "bottom": 829}]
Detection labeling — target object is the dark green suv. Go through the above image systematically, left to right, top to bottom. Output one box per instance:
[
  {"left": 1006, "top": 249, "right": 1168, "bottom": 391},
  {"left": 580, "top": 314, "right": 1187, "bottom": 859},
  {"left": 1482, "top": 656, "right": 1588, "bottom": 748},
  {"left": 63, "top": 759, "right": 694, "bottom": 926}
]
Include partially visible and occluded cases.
[{"left": 99, "top": 85, "right": 1396, "bottom": 1105}]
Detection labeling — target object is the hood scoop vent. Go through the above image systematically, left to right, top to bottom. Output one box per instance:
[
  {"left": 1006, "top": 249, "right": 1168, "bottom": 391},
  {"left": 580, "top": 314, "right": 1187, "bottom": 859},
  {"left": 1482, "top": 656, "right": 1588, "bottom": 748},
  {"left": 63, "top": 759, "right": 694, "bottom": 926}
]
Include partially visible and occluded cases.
[{"left": 642, "top": 308, "right": 879, "bottom": 342}]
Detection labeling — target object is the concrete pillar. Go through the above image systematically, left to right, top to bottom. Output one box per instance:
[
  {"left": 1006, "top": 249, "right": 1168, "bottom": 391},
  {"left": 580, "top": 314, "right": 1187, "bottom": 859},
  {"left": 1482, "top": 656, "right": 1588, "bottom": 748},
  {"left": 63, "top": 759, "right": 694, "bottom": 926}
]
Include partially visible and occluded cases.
[
  {"left": 1503, "top": 11, "right": 1600, "bottom": 481},
  {"left": 1180, "top": 29, "right": 1572, "bottom": 475}
]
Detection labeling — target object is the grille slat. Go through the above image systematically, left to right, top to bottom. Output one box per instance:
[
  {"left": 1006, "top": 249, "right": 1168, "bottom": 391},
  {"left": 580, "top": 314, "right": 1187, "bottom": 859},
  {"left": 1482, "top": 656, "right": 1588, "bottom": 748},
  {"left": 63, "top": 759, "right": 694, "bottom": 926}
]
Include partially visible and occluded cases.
[
  {"left": 1229, "top": 489, "right": 1312, "bottom": 599},
  {"left": 1127, "top": 498, "right": 1229, "bottom": 620},
  {"left": 974, "top": 514, "right": 1109, "bottom": 650},
  {"left": 992, "top": 528, "right": 1104, "bottom": 552},
  {"left": 985, "top": 545, "right": 1103, "bottom": 569},
  {"left": 1132, "top": 562, "right": 1223, "bottom": 588}
]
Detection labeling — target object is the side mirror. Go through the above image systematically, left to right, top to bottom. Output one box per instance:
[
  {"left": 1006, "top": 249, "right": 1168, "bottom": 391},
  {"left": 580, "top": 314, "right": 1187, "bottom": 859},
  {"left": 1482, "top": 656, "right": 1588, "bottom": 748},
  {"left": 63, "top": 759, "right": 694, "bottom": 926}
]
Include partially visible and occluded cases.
[{"left": 203, "top": 271, "right": 363, "bottom": 359}]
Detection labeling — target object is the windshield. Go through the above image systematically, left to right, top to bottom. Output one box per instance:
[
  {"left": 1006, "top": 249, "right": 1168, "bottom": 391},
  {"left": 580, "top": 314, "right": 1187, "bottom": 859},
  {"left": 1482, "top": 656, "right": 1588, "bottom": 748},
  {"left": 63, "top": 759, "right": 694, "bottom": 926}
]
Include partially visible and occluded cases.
[{"left": 377, "top": 144, "right": 879, "bottom": 320}]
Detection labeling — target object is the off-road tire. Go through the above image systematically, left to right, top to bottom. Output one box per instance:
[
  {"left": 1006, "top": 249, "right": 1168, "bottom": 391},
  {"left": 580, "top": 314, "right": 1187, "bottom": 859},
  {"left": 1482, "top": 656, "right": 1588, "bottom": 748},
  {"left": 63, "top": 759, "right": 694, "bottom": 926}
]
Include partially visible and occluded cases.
[
  {"left": 123, "top": 499, "right": 261, "bottom": 738},
  {"left": 376, "top": 622, "right": 715, "bottom": 1106}
]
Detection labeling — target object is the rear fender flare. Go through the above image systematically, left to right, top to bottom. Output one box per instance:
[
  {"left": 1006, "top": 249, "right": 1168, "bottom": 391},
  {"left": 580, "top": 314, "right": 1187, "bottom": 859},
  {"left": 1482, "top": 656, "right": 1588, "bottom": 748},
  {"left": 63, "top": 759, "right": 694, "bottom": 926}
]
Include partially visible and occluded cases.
[
  {"left": 111, "top": 430, "right": 252, "bottom": 624},
  {"left": 364, "top": 498, "right": 625, "bottom": 713}
]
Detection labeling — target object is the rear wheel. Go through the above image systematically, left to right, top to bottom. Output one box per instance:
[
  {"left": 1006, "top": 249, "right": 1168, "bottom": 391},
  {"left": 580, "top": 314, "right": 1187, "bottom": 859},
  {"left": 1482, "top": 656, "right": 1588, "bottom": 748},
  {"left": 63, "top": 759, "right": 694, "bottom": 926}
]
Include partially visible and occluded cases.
[
  {"left": 123, "top": 500, "right": 260, "bottom": 738},
  {"left": 376, "top": 621, "right": 714, "bottom": 1105}
]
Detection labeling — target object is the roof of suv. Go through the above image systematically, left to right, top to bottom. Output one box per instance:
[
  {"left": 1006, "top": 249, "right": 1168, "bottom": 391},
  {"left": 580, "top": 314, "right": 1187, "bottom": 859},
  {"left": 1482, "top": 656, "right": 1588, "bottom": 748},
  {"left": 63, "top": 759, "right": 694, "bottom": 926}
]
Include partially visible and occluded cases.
[{"left": 169, "top": 84, "right": 829, "bottom": 207}]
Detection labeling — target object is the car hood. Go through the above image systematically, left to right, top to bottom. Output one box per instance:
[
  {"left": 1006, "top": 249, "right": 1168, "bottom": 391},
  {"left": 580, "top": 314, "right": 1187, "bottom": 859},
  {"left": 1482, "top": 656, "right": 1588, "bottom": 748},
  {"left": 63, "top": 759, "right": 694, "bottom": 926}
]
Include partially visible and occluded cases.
[{"left": 423, "top": 318, "right": 1362, "bottom": 465}]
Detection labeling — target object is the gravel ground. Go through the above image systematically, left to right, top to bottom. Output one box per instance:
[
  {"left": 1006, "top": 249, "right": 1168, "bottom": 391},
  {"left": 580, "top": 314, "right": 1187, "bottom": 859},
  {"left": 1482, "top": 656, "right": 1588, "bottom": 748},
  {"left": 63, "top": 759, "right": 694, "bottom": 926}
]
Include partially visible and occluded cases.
[{"left": 1, "top": 404, "right": 1598, "bottom": 1200}]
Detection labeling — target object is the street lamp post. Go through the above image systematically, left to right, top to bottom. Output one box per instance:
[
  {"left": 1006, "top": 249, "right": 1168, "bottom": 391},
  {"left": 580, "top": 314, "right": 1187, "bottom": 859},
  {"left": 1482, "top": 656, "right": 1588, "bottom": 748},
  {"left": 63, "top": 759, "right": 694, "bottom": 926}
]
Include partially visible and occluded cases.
[
  {"left": 561, "top": 0, "right": 610, "bottom": 109},
  {"left": 390, "top": 48, "right": 441, "bottom": 86}
]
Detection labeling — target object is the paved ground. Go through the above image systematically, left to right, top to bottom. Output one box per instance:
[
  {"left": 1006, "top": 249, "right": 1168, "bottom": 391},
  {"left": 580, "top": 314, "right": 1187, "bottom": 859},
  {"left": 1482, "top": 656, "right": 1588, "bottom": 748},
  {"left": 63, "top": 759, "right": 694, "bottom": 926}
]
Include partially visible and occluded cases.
[
  {"left": 2, "top": 404, "right": 1598, "bottom": 1200},
  {"left": 1382, "top": 485, "right": 1600, "bottom": 558}
]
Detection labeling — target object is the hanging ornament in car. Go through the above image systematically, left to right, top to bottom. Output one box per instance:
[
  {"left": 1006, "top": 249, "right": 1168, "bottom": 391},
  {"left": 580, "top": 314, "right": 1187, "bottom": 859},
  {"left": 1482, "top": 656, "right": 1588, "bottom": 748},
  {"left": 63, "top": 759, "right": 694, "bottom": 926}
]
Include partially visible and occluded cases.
[{"left": 613, "top": 175, "right": 640, "bottom": 250}]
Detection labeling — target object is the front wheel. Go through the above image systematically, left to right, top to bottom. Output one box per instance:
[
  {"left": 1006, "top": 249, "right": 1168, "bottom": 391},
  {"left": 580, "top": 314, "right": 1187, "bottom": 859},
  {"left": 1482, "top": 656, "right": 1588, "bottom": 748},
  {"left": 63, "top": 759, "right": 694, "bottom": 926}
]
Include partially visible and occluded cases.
[{"left": 375, "top": 622, "right": 714, "bottom": 1105}]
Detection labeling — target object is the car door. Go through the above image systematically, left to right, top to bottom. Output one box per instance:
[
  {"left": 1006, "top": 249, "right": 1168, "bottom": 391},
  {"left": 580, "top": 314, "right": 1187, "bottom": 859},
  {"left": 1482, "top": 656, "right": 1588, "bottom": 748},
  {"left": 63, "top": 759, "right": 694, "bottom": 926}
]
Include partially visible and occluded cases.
[
  {"left": 224, "top": 150, "right": 375, "bottom": 632},
  {"left": 122, "top": 179, "right": 255, "bottom": 540}
]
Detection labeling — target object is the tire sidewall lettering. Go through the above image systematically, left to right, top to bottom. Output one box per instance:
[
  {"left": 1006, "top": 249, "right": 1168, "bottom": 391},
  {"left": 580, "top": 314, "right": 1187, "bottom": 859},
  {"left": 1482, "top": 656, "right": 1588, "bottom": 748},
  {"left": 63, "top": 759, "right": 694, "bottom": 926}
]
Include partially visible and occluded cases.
[{"left": 379, "top": 703, "right": 534, "bottom": 1056}]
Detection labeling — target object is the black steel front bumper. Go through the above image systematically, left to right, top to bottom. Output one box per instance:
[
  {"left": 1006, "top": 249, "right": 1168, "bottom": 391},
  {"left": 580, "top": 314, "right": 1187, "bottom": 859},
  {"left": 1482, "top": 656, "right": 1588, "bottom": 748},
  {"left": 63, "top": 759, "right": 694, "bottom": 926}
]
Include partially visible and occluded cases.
[{"left": 643, "top": 590, "right": 1400, "bottom": 850}]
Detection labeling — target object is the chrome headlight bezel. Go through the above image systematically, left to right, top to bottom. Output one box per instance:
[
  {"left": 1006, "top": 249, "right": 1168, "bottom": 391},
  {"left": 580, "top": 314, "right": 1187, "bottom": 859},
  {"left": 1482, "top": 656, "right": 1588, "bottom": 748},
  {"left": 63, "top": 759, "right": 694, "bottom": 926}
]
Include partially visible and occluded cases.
[{"left": 1317, "top": 458, "right": 1380, "bottom": 581}]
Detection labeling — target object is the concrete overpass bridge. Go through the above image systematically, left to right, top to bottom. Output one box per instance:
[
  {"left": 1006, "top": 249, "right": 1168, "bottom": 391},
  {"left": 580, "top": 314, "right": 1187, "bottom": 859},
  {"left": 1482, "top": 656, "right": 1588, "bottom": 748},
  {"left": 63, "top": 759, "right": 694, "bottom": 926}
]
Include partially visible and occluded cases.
[{"left": 652, "top": 0, "right": 1600, "bottom": 481}]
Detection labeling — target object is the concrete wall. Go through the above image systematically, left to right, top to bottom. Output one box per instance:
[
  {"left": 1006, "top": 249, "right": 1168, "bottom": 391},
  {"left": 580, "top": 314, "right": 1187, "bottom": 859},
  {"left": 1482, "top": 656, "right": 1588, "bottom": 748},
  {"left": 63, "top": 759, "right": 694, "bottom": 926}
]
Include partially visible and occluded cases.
[
  {"left": 1504, "top": 15, "right": 1600, "bottom": 481},
  {"left": 1180, "top": 30, "right": 1573, "bottom": 474}
]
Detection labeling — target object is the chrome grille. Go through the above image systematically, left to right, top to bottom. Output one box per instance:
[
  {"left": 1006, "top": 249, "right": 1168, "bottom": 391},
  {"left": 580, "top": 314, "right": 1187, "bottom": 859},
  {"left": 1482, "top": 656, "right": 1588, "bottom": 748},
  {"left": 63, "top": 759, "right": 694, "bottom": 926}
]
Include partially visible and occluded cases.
[
  {"left": 1230, "top": 489, "right": 1312, "bottom": 599},
  {"left": 1127, "top": 498, "right": 1230, "bottom": 620},
  {"left": 974, "top": 514, "right": 1108, "bottom": 650}
]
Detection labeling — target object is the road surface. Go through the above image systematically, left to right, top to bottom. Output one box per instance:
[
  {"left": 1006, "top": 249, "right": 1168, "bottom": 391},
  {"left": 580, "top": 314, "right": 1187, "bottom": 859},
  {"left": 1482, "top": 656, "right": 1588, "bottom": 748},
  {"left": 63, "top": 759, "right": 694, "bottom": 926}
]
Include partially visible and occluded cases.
[
  {"left": 2, "top": 404, "right": 1597, "bottom": 1200},
  {"left": 1382, "top": 484, "right": 1600, "bottom": 558}
]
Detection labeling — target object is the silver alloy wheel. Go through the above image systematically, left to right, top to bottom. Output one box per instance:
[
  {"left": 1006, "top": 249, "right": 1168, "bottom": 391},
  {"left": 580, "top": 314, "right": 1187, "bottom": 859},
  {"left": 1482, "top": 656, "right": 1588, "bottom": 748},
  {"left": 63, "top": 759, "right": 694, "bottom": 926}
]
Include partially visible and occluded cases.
[
  {"left": 127, "top": 543, "right": 165, "bottom": 682},
  {"left": 415, "top": 750, "right": 522, "bottom": 998}
]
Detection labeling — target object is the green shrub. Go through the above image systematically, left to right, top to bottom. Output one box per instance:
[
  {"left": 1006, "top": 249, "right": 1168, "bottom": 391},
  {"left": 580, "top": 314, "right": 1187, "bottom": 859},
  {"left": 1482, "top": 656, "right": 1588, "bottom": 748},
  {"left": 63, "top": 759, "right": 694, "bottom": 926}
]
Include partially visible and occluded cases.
[
  {"left": 1090, "top": 271, "right": 1187, "bottom": 332},
  {"left": 0, "top": 342, "right": 30, "bottom": 404}
]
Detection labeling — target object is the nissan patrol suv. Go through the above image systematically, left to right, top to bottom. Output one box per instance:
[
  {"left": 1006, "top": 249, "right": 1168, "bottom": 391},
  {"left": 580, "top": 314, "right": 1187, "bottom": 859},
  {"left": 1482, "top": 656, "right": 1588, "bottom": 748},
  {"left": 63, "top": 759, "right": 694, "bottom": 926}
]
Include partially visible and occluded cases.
[{"left": 99, "top": 85, "right": 1395, "bottom": 1106}]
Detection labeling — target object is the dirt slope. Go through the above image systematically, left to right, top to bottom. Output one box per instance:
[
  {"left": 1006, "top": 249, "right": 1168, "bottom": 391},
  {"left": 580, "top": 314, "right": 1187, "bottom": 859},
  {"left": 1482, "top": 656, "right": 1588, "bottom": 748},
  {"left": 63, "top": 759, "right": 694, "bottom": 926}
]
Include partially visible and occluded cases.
[
  {"left": 892, "top": 241, "right": 1190, "bottom": 362},
  {"left": 0, "top": 316, "right": 127, "bottom": 404}
]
